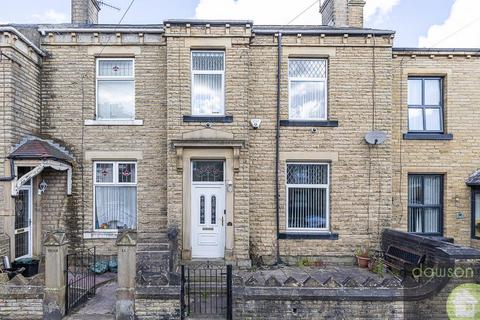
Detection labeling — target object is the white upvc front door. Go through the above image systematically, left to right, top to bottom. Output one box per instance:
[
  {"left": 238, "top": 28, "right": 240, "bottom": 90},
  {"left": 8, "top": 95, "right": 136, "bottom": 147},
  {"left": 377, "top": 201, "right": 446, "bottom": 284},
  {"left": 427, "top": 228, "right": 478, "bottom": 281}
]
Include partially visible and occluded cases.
[
  {"left": 191, "top": 160, "right": 226, "bottom": 259},
  {"left": 14, "top": 182, "right": 33, "bottom": 260}
]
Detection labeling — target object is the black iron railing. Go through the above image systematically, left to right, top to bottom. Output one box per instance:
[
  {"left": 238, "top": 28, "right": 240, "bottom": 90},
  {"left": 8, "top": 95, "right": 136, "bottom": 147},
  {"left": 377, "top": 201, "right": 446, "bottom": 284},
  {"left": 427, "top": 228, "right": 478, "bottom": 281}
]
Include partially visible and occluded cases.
[
  {"left": 65, "top": 247, "right": 96, "bottom": 314},
  {"left": 181, "top": 263, "right": 232, "bottom": 320}
]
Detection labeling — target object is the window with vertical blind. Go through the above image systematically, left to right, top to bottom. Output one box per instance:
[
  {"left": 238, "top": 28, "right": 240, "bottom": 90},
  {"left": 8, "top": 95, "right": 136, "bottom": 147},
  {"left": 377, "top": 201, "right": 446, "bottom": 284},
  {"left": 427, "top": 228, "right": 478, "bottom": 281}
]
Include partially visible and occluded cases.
[
  {"left": 191, "top": 51, "right": 225, "bottom": 116},
  {"left": 96, "top": 58, "right": 135, "bottom": 120},
  {"left": 288, "top": 59, "right": 328, "bottom": 120},
  {"left": 94, "top": 161, "right": 137, "bottom": 231},
  {"left": 286, "top": 163, "right": 329, "bottom": 231},
  {"left": 408, "top": 174, "right": 443, "bottom": 235}
]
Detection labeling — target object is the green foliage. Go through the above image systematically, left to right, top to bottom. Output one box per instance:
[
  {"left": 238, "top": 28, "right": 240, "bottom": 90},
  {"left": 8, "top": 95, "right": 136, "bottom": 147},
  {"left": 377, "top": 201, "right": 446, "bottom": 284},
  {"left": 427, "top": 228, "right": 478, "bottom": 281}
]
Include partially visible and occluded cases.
[
  {"left": 354, "top": 245, "right": 371, "bottom": 258},
  {"left": 297, "top": 258, "right": 325, "bottom": 268},
  {"left": 371, "top": 259, "right": 386, "bottom": 278}
]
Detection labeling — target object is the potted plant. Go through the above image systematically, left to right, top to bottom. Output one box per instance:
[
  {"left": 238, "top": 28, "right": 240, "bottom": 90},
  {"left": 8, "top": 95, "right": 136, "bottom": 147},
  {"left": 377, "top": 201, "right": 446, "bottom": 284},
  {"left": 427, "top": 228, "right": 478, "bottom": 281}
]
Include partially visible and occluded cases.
[{"left": 354, "top": 245, "right": 371, "bottom": 268}]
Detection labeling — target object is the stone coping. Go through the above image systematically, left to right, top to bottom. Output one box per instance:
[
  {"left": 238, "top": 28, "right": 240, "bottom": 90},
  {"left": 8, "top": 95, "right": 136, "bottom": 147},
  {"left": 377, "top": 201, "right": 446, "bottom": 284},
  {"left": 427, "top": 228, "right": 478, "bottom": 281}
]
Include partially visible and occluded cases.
[{"left": 0, "top": 284, "right": 44, "bottom": 299}]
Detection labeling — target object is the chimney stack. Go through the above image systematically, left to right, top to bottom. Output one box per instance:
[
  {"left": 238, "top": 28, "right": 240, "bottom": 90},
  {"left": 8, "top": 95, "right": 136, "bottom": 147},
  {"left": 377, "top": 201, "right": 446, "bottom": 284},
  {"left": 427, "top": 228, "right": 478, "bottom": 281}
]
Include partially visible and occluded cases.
[
  {"left": 72, "top": 0, "right": 101, "bottom": 24},
  {"left": 320, "top": 0, "right": 366, "bottom": 28}
]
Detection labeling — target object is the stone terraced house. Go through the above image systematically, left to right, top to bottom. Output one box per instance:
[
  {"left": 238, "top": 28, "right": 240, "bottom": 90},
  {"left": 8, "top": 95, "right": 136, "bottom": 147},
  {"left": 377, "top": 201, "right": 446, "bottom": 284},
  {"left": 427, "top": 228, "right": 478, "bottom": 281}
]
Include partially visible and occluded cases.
[{"left": 1, "top": 0, "right": 480, "bottom": 319}]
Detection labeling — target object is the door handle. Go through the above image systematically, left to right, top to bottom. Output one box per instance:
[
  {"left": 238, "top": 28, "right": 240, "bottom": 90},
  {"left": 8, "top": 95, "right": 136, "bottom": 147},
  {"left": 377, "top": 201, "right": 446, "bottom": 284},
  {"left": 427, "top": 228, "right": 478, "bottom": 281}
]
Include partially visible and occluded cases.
[{"left": 221, "top": 216, "right": 224, "bottom": 226}]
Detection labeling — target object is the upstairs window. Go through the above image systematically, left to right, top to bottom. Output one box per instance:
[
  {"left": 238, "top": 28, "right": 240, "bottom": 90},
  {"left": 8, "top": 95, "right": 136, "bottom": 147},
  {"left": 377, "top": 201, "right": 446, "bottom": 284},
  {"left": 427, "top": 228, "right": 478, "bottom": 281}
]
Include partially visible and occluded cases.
[
  {"left": 191, "top": 51, "right": 225, "bottom": 116},
  {"left": 96, "top": 58, "right": 135, "bottom": 120},
  {"left": 288, "top": 59, "right": 328, "bottom": 120},
  {"left": 408, "top": 77, "right": 443, "bottom": 132},
  {"left": 94, "top": 161, "right": 137, "bottom": 231},
  {"left": 286, "top": 163, "right": 329, "bottom": 231}
]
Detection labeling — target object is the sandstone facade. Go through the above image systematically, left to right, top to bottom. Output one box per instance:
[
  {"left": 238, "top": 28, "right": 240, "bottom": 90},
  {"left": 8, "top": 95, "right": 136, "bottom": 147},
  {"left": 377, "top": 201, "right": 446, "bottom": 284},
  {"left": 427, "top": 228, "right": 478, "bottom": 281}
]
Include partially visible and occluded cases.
[{"left": 0, "top": 7, "right": 478, "bottom": 271}]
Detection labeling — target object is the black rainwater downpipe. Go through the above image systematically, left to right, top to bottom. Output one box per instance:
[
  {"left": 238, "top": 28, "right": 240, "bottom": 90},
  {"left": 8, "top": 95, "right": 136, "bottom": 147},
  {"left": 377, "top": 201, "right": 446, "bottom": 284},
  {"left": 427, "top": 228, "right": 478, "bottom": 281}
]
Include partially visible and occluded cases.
[{"left": 275, "top": 32, "right": 283, "bottom": 265}]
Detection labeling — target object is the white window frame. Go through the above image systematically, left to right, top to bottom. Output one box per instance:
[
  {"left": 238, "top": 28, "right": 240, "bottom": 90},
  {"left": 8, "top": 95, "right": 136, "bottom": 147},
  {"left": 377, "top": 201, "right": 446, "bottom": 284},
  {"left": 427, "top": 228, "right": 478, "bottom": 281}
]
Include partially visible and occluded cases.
[
  {"left": 190, "top": 51, "right": 225, "bottom": 116},
  {"left": 96, "top": 58, "right": 136, "bottom": 120},
  {"left": 288, "top": 58, "right": 328, "bottom": 121},
  {"left": 93, "top": 161, "right": 137, "bottom": 232},
  {"left": 285, "top": 162, "right": 330, "bottom": 232}
]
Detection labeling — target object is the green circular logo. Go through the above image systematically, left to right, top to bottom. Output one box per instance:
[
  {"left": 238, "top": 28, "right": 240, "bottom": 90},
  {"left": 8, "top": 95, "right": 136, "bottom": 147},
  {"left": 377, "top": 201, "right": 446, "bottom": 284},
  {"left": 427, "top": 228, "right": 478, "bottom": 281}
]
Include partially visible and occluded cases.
[{"left": 447, "top": 284, "right": 480, "bottom": 319}]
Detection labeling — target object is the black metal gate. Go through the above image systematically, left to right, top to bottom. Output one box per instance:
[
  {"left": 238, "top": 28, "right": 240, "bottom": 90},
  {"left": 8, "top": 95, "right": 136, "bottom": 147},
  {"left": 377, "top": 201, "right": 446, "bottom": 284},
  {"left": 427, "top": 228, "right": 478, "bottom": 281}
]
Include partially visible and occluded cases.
[
  {"left": 65, "top": 247, "right": 96, "bottom": 314},
  {"left": 181, "top": 263, "right": 232, "bottom": 320}
]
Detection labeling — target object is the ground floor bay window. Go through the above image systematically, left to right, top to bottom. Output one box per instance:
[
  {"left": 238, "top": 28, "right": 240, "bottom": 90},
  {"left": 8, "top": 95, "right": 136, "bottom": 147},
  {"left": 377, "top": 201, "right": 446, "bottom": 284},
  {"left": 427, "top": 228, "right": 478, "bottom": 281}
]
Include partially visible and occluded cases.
[
  {"left": 94, "top": 161, "right": 137, "bottom": 231},
  {"left": 286, "top": 163, "right": 329, "bottom": 231},
  {"left": 408, "top": 174, "right": 443, "bottom": 235}
]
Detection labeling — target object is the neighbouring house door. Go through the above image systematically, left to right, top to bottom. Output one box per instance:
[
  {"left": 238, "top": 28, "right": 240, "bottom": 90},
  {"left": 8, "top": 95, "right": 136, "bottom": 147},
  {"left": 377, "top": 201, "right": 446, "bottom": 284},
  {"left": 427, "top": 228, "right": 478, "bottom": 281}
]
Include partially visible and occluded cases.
[
  {"left": 191, "top": 160, "right": 226, "bottom": 259},
  {"left": 14, "top": 182, "right": 32, "bottom": 259}
]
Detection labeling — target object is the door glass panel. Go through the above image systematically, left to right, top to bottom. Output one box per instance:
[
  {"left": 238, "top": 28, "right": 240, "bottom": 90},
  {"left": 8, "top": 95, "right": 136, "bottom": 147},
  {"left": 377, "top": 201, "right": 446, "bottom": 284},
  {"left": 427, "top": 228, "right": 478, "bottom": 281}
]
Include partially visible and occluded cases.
[
  {"left": 192, "top": 161, "right": 224, "bottom": 182},
  {"left": 17, "top": 167, "right": 32, "bottom": 185},
  {"left": 15, "top": 190, "right": 29, "bottom": 229},
  {"left": 200, "top": 195, "right": 205, "bottom": 224},
  {"left": 211, "top": 195, "right": 216, "bottom": 225},
  {"left": 15, "top": 232, "right": 29, "bottom": 259}
]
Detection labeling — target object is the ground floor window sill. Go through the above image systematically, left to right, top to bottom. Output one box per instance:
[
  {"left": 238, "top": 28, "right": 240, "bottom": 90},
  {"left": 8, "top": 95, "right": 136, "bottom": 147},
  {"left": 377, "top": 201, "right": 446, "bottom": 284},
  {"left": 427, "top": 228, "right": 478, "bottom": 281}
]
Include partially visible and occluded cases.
[
  {"left": 183, "top": 115, "right": 233, "bottom": 123},
  {"left": 84, "top": 119, "right": 144, "bottom": 126},
  {"left": 280, "top": 120, "right": 339, "bottom": 127},
  {"left": 83, "top": 231, "right": 118, "bottom": 239},
  {"left": 278, "top": 232, "right": 339, "bottom": 240}
]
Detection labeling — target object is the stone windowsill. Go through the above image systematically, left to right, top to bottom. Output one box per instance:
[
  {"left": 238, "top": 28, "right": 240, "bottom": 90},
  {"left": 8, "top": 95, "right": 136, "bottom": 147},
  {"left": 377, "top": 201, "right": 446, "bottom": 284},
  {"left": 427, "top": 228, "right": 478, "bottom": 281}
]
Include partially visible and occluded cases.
[
  {"left": 183, "top": 115, "right": 233, "bottom": 123},
  {"left": 84, "top": 119, "right": 144, "bottom": 126},
  {"left": 280, "top": 120, "right": 339, "bottom": 127},
  {"left": 403, "top": 132, "right": 453, "bottom": 140},
  {"left": 83, "top": 231, "right": 118, "bottom": 239},
  {"left": 278, "top": 232, "right": 339, "bottom": 240}
]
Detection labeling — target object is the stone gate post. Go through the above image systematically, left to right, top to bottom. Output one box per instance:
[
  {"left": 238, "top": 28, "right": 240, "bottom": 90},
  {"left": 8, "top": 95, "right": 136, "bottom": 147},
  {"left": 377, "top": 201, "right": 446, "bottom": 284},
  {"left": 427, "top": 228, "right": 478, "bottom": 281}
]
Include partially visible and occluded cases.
[
  {"left": 116, "top": 229, "right": 137, "bottom": 320},
  {"left": 43, "top": 231, "right": 69, "bottom": 320}
]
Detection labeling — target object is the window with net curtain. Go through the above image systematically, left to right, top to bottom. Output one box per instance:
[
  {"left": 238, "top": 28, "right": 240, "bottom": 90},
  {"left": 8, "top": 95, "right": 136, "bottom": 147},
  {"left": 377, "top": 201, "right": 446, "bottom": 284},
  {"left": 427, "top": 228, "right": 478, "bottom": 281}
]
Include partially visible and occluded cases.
[
  {"left": 191, "top": 51, "right": 225, "bottom": 116},
  {"left": 96, "top": 59, "right": 135, "bottom": 120},
  {"left": 288, "top": 59, "right": 328, "bottom": 120},
  {"left": 408, "top": 77, "right": 443, "bottom": 132},
  {"left": 94, "top": 161, "right": 137, "bottom": 230},
  {"left": 286, "top": 163, "right": 329, "bottom": 231},
  {"left": 408, "top": 174, "right": 443, "bottom": 234}
]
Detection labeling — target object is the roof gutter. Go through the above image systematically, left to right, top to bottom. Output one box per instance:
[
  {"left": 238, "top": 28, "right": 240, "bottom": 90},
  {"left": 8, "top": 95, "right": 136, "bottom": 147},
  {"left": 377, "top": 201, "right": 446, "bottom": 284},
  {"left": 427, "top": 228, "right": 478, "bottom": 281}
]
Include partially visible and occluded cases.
[
  {"left": 0, "top": 26, "right": 45, "bottom": 56},
  {"left": 38, "top": 27, "right": 164, "bottom": 35},
  {"left": 254, "top": 29, "right": 394, "bottom": 36}
]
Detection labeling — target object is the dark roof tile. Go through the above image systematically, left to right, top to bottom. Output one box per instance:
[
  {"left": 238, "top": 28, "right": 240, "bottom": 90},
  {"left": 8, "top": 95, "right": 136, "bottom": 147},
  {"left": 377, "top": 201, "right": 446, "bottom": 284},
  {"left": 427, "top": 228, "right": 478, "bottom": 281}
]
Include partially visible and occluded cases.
[{"left": 8, "top": 136, "right": 74, "bottom": 163}]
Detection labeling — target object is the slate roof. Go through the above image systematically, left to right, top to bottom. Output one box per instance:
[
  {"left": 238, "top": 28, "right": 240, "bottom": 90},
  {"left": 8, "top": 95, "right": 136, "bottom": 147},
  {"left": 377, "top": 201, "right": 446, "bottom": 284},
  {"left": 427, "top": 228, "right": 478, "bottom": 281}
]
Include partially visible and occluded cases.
[
  {"left": 8, "top": 136, "right": 74, "bottom": 163},
  {"left": 466, "top": 169, "right": 480, "bottom": 186}
]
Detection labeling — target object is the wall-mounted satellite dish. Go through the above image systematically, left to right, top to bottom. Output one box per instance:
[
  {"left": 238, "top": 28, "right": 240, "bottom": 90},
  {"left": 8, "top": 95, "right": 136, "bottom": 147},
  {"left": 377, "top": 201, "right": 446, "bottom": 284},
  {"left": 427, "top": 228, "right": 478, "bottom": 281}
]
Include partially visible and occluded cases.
[{"left": 365, "top": 131, "right": 387, "bottom": 145}]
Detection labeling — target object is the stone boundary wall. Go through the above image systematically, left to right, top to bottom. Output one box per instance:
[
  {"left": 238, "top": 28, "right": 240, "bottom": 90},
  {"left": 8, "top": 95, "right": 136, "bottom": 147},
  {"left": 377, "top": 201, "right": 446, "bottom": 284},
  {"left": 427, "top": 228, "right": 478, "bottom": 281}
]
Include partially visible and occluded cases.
[
  {"left": 134, "top": 230, "right": 480, "bottom": 319},
  {"left": 0, "top": 285, "right": 43, "bottom": 319},
  {"left": 135, "top": 286, "right": 180, "bottom": 320}
]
